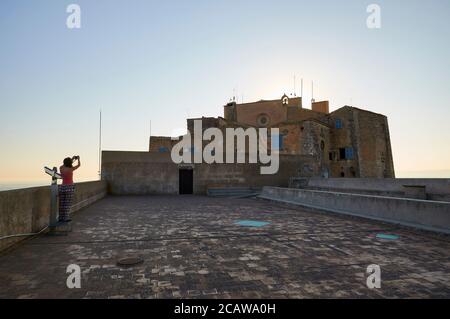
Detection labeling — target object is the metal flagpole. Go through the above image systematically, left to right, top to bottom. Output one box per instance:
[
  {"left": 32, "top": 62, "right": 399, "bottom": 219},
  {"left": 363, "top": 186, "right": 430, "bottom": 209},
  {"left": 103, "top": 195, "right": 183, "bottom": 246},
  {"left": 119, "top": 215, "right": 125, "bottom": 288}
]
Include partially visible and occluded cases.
[{"left": 98, "top": 109, "right": 102, "bottom": 179}]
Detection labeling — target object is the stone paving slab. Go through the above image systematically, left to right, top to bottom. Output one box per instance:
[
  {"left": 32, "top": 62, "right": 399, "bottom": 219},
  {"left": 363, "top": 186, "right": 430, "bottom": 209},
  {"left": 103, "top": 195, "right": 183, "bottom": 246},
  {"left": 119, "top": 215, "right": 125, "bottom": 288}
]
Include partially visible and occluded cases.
[{"left": 0, "top": 195, "right": 450, "bottom": 299}]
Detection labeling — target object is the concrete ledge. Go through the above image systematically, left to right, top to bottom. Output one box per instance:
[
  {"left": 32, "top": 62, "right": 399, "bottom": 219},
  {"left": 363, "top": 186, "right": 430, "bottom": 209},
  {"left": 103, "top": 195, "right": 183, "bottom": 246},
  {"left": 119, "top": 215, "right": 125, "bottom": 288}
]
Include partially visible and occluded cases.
[
  {"left": 290, "top": 177, "right": 450, "bottom": 202},
  {"left": 0, "top": 180, "right": 107, "bottom": 252},
  {"left": 259, "top": 186, "right": 450, "bottom": 234}
]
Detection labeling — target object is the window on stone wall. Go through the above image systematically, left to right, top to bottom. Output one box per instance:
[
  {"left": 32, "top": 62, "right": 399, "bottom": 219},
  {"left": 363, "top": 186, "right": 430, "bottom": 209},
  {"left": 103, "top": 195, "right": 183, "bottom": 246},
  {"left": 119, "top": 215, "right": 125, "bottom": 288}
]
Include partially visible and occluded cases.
[
  {"left": 335, "top": 119, "right": 343, "bottom": 129},
  {"left": 272, "top": 134, "right": 285, "bottom": 151},
  {"left": 279, "top": 134, "right": 285, "bottom": 150},
  {"left": 159, "top": 147, "right": 169, "bottom": 153},
  {"left": 339, "top": 147, "right": 354, "bottom": 160},
  {"left": 345, "top": 147, "right": 354, "bottom": 160},
  {"left": 339, "top": 148, "right": 346, "bottom": 160},
  {"left": 329, "top": 151, "right": 337, "bottom": 161}
]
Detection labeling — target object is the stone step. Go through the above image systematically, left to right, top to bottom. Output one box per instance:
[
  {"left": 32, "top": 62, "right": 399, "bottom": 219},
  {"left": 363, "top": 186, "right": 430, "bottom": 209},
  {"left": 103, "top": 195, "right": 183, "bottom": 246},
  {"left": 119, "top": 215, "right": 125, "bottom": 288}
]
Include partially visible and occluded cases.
[{"left": 207, "top": 187, "right": 261, "bottom": 198}]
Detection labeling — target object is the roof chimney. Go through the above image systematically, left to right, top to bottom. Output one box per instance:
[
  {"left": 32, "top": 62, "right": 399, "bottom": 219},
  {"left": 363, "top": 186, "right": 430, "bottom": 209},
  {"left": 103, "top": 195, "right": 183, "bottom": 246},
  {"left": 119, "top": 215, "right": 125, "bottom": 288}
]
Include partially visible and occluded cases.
[{"left": 311, "top": 101, "right": 329, "bottom": 114}]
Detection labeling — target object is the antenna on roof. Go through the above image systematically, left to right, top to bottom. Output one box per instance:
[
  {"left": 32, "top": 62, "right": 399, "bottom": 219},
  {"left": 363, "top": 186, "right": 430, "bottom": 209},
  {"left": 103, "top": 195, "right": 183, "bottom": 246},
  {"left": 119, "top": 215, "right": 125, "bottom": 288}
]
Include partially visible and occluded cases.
[
  {"left": 293, "top": 75, "right": 296, "bottom": 97},
  {"left": 301, "top": 78, "right": 303, "bottom": 97},
  {"left": 311, "top": 81, "right": 315, "bottom": 103},
  {"left": 98, "top": 109, "right": 102, "bottom": 179},
  {"left": 149, "top": 119, "right": 152, "bottom": 149}
]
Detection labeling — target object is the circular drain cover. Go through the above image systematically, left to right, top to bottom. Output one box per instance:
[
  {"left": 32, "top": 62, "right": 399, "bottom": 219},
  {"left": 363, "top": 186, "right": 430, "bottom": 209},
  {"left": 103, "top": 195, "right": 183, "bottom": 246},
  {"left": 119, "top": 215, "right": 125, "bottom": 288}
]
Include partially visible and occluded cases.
[{"left": 117, "top": 257, "right": 143, "bottom": 267}]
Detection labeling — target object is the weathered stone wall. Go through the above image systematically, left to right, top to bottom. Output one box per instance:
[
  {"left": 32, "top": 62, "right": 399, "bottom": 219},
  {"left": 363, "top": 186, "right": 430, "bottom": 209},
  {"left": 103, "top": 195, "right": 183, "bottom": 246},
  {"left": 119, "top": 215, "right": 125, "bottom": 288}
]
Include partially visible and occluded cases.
[
  {"left": 225, "top": 97, "right": 304, "bottom": 126},
  {"left": 235, "top": 100, "right": 288, "bottom": 127},
  {"left": 327, "top": 106, "right": 395, "bottom": 178},
  {"left": 328, "top": 106, "right": 360, "bottom": 177},
  {"left": 286, "top": 107, "right": 326, "bottom": 123},
  {"left": 354, "top": 109, "right": 395, "bottom": 178},
  {"left": 187, "top": 117, "right": 222, "bottom": 134},
  {"left": 299, "top": 121, "right": 331, "bottom": 177},
  {"left": 278, "top": 123, "right": 301, "bottom": 154},
  {"left": 149, "top": 136, "right": 176, "bottom": 152},
  {"left": 102, "top": 151, "right": 317, "bottom": 195},
  {"left": 102, "top": 151, "right": 179, "bottom": 195},
  {"left": 193, "top": 155, "right": 309, "bottom": 194},
  {"left": 0, "top": 181, "right": 107, "bottom": 252}
]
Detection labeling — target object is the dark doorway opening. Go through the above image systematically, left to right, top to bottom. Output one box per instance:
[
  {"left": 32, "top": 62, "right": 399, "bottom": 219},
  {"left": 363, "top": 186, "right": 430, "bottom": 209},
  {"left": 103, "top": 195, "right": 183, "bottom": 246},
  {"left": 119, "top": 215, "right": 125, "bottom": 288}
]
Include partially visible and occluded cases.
[
  {"left": 339, "top": 148, "right": 346, "bottom": 160},
  {"left": 179, "top": 169, "right": 193, "bottom": 195}
]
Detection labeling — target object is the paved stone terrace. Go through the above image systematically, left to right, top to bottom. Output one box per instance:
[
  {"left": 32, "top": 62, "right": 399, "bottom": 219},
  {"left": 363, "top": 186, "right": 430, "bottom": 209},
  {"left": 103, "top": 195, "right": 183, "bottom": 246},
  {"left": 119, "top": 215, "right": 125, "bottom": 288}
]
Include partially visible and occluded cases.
[{"left": 1, "top": 195, "right": 450, "bottom": 299}]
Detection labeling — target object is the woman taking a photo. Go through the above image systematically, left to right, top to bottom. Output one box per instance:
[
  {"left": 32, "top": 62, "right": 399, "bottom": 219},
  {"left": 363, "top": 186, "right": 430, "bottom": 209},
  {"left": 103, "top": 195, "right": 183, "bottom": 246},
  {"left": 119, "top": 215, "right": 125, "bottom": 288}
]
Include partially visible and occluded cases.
[{"left": 59, "top": 155, "right": 81, "bottom": 223}]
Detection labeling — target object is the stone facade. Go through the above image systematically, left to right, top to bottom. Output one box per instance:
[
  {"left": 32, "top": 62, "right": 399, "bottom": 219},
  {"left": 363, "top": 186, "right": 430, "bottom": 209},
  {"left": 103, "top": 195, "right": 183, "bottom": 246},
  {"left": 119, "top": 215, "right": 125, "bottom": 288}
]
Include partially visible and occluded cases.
[{"left": 149, "top": 95, "right": 395, "bottom": 179}]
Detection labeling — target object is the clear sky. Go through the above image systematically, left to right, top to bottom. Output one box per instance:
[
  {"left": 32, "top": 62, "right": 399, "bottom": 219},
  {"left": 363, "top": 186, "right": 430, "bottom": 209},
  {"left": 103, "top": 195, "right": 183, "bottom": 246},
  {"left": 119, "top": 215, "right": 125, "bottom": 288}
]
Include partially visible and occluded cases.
[{"left": 1, "top": 0, "right": 449, "bottom": 184}]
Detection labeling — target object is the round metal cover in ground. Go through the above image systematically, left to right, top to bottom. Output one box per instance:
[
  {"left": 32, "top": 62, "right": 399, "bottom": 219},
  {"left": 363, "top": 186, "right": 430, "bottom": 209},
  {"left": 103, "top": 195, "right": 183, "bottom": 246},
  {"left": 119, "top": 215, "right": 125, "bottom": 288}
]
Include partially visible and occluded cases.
[{"left": 117, "top": 256, "right": 143, "bottom": 267}]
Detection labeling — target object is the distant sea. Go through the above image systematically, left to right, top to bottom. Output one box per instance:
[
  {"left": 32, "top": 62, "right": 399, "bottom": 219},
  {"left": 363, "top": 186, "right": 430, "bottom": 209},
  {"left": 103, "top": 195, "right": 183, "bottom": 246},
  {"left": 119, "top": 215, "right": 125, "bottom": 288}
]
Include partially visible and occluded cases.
[
  {"left": 396, "top": 170, "right": 450, "bottom": 178},
  {"left": 0, "top": 177, "right": 99, "bottom": 191},
  {"left": 0, "top": 181, "right": 49, "bottom": 192}
]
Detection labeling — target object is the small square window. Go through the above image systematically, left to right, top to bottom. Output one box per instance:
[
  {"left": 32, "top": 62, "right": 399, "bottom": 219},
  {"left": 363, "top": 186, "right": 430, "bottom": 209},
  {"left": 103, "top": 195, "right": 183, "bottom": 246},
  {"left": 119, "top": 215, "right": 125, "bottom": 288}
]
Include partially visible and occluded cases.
[{"left": 335, "top": 119, "right": 343, "bottom": 129}]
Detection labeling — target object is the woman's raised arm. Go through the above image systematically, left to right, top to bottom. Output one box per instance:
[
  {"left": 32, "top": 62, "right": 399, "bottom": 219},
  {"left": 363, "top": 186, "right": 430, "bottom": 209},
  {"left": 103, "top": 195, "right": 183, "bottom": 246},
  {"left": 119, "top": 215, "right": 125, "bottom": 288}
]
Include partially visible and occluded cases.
[{"left": 73, "top": 156, "right": 81, "bottom": 170}]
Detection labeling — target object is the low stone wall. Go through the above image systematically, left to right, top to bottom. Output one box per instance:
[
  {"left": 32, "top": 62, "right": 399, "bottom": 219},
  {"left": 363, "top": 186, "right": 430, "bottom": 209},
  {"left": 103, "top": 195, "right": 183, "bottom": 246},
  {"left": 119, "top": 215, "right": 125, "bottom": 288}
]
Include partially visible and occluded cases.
[
  {"left": 290, "top": 177, "right": 450, "bottom": 202},
  {"left": 0, "top": 181, "right": 107, "bottom": 252},
  {"left": 260, "top": 186, "right": 450, "bottom": 234}
]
